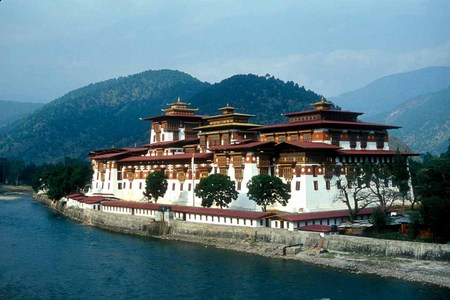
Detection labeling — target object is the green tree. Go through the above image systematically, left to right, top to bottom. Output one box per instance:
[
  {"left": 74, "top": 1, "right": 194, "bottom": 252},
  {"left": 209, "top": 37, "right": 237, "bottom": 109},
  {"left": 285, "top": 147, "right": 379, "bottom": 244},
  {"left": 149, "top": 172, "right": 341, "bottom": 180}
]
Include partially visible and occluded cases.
[
  {"left": 417, "top": 146, "right": 450, "bottom": 240},
  {"left": 392, "top": 150, "right": 411, "bottom": 210},
  {"left": 39, "top": 159, "right": 91, "bottom": 200},
  {"left": 143, "top": 170, "right": 168, "bottom": 203},
  {"left": 194, "top": 174, "right": 238, "bottom": 208},
  {"left": 247, "top": 174, "right": 290, "bottom": 212}
]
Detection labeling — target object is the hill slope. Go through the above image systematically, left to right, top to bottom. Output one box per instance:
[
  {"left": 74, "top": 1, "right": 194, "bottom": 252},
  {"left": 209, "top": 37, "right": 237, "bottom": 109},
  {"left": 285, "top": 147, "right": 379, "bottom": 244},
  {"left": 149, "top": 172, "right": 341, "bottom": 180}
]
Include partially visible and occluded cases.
[
  {"left": 331, "top": 66, "right": 450, "bottom": 117},
  {"left": 0, "top": 70, "right": 209, "bottom": 163},
  {"left": 0, "top": 72, "right": 322, "bottom": 163},
  {"left": 189, "top": 74, "right": 321, "bottom": 125},
  {"left": 378, "top": 86, "right": 450, "bottom": 155},
  {"left": 0, "top": 100, "right": 44, "bottom": 128}
]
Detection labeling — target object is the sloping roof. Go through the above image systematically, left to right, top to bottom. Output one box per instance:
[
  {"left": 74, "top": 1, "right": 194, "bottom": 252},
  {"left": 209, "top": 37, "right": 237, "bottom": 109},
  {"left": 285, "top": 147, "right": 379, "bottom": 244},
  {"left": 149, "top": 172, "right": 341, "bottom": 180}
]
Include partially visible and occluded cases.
[
  {"left": 283, "top": 109, "right": 364, "bottom": 117},
  {"left": 141, "top": 114, "right": 206, "bottom": 121},
  {"left": 255, "top": 120, "right": 400, "bottom": 132},
  {"left": 143, "top": 138, "right": 200, "bottom": 148},
  {"left": 210, "top": 141, "right": 275, "bottom": 151},
  {"left": 276, "top": 141, "right": 341, "bottom": 150},
  {"left": 90, "top": 147, "right": 148, "bottom": 160},
  {"left": 337, "top": 150, "right": 419, "bottom": 156},
  {"left": 119, "top": 152, "right": 213, "bottom": 163},
  {"left": 101, "top": 201, "right": 274, "bottom": 219},
  {"left": 277, "top": 207, "right": 376, "bottom": 222},
  {"left": 296, "top": 224, "right": 333, "bottom": 232}
]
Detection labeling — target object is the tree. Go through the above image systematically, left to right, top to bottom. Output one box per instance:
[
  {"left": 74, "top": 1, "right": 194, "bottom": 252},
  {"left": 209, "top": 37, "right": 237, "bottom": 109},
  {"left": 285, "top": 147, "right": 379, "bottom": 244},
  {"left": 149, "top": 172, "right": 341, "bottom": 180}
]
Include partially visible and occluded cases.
[
  {"left": 391, "top": 150, "right": 411, "bottom": 210},
  {"left": 38, "top": 159, "right": 91, "bottom": 200},
  {"left": 360, "top": 162, "right": 400, "bottom": 213},
  {"left": 334, "top": 166, "right": 373, "bottom": 222},
  {"left": 143, "top": 170, "right": 168, "bottom": 203},
  {"left": 194, "top": 174, "right": 238, "bottom": 208},
  {"left": 247, "top": 174, "right": 290, "bottom": 212}
]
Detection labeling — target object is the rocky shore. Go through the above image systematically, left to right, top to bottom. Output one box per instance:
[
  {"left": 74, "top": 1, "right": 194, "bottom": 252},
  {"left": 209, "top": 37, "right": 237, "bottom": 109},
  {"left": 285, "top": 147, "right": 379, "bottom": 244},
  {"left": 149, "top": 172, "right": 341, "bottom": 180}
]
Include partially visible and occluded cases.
[{"left": 161, "top": 232, "right": 450, "bottom": 289}]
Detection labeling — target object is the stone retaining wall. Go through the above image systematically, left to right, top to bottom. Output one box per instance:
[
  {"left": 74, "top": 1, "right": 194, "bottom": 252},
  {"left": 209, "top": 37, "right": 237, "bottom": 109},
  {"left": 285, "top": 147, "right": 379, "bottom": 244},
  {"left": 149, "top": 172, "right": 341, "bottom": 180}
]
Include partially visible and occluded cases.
[
  {"left": 35, "top": 194, "right": 450, "bottom": 261},
  {"left": 170, "top": 220, "right": 450, "bottom": 261}
]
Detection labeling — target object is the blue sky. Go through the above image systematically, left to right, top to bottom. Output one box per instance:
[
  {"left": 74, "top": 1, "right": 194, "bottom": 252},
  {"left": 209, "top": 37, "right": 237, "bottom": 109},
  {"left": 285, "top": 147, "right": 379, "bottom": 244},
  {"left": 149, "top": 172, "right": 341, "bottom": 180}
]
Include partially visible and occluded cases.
[{"left": 1, "top": 0, "right": 450, "bottom": 102}]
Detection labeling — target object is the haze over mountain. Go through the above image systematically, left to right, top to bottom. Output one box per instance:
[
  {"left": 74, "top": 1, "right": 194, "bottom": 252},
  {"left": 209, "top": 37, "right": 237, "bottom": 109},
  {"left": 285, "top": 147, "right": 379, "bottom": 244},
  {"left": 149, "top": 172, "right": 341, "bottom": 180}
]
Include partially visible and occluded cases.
[
  {"left": 331, "top": 66, "right": 450, "bottom": 117},
  {"left": 0, "top": 70, "right": 321, "bottom": 164},
  {"left": 377, "top": 86, "right": 450, "bottom": 155},
  {"left": 0, "top": 100, "right": 44, "bottom": 129}
]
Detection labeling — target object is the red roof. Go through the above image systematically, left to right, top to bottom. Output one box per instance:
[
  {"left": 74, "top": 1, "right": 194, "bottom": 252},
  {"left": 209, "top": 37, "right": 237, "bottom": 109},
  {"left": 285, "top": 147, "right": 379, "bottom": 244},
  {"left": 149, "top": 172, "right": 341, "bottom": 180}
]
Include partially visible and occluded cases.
[
  {"left": 283, "top": 109, "right": 364, "bottom": 117},
  {"left": 141, "top": 114, "right": 206, "bottom": 121},
  {"left": 255, "top": 120, "right": 400, "bottom": 132},
  {"left": 143, "top": 138, "right": 199, "bottom": 148},
  {"left": 210, "top": 141, "right": 275, "bottom": 151},
  {"left": 276, "top": 141, "right": 341, "bottom": 150},
  {"left": 90, "top": 147, "right": 148, "bottom": 160},
  {"left": 337, "top": 150, "right": 419, "bottom": 156},
  {"left": 119, "top": 153, "right": 213, "bottom": 163},
  {"left": 66, "top": 194, "right": 111, "bottom": 204},
  {"left": 100, "top": 201, "right": 274, "bottom": 219},
  {"left": 170, "top": 205, "right": 274, "bottom": 219},
  {"left": 278, "top": 207, "right": 376, "bottom": 222},
  {"left": 296, "top": 224, "right": 333, "bottom": 232}
]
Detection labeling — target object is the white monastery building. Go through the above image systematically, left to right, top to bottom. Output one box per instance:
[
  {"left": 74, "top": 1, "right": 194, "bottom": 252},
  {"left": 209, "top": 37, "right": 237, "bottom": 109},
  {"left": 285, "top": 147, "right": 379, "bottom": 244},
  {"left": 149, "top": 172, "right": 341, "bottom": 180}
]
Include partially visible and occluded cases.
[{"left": 87, "top": 97, "right": 415, "bottom": 213}]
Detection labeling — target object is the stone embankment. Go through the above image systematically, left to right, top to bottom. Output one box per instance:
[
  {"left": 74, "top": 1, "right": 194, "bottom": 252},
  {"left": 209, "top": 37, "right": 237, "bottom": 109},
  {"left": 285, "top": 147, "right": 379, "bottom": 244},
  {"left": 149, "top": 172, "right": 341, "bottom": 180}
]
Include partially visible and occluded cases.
[{"left": 34, "top": 194, "right": 450, "bottom": 288}]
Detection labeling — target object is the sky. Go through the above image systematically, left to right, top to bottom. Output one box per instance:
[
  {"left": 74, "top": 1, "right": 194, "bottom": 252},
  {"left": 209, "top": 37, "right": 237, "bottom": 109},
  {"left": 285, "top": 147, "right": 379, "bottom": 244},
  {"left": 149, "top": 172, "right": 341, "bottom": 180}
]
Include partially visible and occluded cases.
[{"left": 1, "top": 0, "right": 450, "bottom": 103}]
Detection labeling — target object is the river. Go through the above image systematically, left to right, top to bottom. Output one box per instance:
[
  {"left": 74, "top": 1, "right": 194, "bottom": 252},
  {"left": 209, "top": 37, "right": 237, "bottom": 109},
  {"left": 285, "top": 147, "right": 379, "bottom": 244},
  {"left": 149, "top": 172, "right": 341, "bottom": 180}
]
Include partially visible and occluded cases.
[{"left": 0, "top": 194, "right": 449, "bottom": 299}]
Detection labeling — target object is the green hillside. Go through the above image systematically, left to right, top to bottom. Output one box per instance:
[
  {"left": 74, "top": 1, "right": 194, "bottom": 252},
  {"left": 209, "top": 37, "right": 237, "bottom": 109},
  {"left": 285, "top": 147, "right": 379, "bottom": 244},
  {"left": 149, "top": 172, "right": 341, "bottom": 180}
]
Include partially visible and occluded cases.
[
  {"left": 331, "top": 66, "right": 450, "bottom": 117},
  {"left": 0, "top": 70, "right": 209, "bottom": 164},
  {"left": 0, "top": 71, "right": 322, "bottom": 164},
  {"left": 189, "top": 74, "right": 321, "bottom": 125},
  {"left": 379, "top": 86, "right": 450, "bottom": 155},
  {"left": 0, "top": 100, "right": 44, "bottom": 128}
]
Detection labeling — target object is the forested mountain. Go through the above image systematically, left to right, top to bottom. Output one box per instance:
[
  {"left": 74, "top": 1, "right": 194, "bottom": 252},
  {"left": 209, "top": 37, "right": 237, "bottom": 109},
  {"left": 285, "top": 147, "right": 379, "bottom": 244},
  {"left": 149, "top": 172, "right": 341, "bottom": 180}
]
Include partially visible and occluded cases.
[
  {"left": 331, "top": 66, "right": 450, "bottom": 117},
  {"left": 0, "top": 70, "right": 209, "bottom": 164},
  {"left": 0, "top": 71, "right": 322, "bottom": 164},
  {"left": 188, "top": 74, "right": 321, "bottom": 125},
  {"left": 377, "top": 86, "right": 450, "bottom": 155},
  {"left": 0, "top": 100, "right": 44, "bottom": 128}
]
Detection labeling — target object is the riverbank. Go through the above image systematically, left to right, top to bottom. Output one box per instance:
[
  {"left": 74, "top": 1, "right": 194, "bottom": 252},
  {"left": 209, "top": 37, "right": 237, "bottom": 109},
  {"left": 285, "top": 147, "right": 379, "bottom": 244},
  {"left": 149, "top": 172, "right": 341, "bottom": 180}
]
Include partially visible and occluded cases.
[
  {"left": 0, "top": 185, "right": 34, "bottom": 200},
  {"left": 34, "top": 194, "right": 450, "bottom": 289}
]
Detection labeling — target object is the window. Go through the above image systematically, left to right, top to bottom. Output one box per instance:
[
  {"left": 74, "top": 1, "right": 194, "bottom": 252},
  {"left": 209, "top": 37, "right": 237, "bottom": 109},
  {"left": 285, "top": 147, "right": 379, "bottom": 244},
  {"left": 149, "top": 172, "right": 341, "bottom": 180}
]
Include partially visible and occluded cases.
[
  {"left": 314, "top": 180, "right": 318, "bottom": 191},
  {"left": 326, "top": 180, "right": 330, "bottom": 190},
  {"left": 336, "top": 180, "right": 341, "bottom": 189},
  {"left": 237, "top": 181, "right": 242, "bottom": 190},
  {"left": 296, "top": 181, "right": 301, "bottom": 191},
  {"left": 118, "top": 182, "right": 122, "bottom": 190},
  {"left": 129, "top": 182, "right": 132, "bottom": 189},
  {"left": 139, "top": 182, "right": 142, "bottom": 189},
  {"left": 172, "top": 183, "right": 176, "bottom": 190},
  {"left": 180, "top": 183, "right": 184, "bottom": 191},
  {"left": 188, "top": 183, "right": 191, "bottom": 191}
]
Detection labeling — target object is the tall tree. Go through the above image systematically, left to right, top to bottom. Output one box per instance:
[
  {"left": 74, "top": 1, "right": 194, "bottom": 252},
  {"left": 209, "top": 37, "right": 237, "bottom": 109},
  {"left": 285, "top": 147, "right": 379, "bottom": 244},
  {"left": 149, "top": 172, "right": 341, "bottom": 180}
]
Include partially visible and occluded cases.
[
  {"left": 392, "top": 150, "right": 411, "bottom": 210},
  {"left": 361, "top": 162, "right": 400, "bottom": 213},
  {"left": 334, "top": 166, "right": 373, "bottom": 222},
  {"left": 143, "top": 170, "right": 168, "bottom": 203},
  {"left": 194, "top": 174, "right": 238, "bottom": 208},
  {"left": 247, "top": 174, "right": 290, "bottom": 212}
]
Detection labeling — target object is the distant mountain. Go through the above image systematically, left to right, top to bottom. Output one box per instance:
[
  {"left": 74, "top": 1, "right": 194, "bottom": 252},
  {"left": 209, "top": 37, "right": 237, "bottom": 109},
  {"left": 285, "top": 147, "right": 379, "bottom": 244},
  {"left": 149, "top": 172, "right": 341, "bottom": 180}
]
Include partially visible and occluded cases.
[
  {"left": 331, "top": 66, "right": 450, "bottom": 117},
  {"left": 0, "top": 70, "right": 209, "bottom": 164},
  {"left": 0, "top": 71, "right": 322, "bottom": 164},
  {"left": 189, "top": 74, "right": 321, "bottom": 125},
  {"left": 377, "top": 86, "right": 450, "bottom": 155},
  {"left": 0, "top": 100, "right": 44, "bottom": 128}
]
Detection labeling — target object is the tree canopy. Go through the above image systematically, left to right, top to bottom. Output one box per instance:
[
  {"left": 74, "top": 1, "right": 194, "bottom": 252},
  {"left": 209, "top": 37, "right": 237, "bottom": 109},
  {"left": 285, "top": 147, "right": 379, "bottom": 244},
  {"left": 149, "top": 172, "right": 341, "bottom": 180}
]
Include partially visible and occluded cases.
[
  {"left": 143, "top": 170, "right": 168, "bottom": 203},
  {"left": 194, "top": 174, "right": 238, "bottom": 209},
  {"left": 247, "top": 174, "right": 290, "bottom": 212}
]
